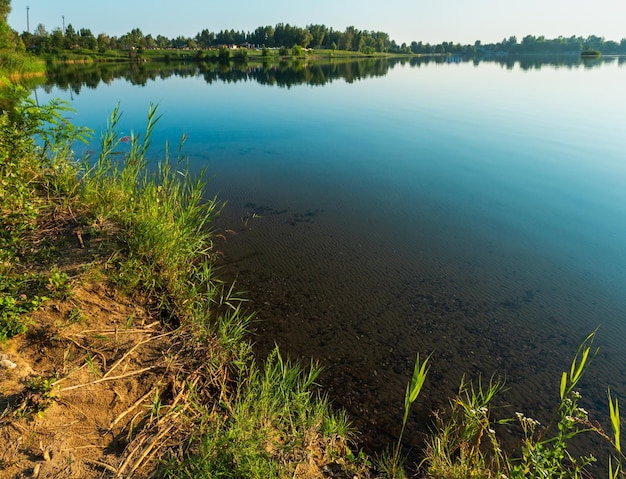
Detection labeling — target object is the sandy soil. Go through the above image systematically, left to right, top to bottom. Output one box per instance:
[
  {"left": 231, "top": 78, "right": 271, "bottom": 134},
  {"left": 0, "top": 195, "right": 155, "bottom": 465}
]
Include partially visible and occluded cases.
[{"left": 0, "top": 223, "right": 179, "bottom": 479}]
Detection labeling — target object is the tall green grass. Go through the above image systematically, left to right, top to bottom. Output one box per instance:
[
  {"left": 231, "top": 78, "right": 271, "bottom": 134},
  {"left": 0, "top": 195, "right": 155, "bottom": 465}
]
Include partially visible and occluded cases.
[
  {"left": 0, "top": 51, "right": 45, "bottom": 78},
  {"left": 81, "top": 104, "right": 222, "bottom": 321},
  {"left": 168, "top": 347, "right": 355, "bottom": 478}
]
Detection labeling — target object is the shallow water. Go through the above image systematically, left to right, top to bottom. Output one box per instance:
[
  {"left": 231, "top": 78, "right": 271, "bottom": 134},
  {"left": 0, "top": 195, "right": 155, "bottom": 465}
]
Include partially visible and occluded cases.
[{"left": 37, "top": 56, "right": 626, "bottom": 457}]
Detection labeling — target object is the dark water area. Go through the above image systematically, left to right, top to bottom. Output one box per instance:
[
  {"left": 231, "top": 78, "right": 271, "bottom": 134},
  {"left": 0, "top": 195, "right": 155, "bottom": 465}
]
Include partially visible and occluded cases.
[{"left": 35, "top": 55, "right": 626, "bottom": 470}]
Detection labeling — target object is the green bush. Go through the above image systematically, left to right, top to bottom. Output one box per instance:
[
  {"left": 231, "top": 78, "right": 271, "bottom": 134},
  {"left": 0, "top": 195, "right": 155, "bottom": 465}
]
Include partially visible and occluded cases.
[{"left": 218, "top": 47, "right": 230, "bottom": 61}]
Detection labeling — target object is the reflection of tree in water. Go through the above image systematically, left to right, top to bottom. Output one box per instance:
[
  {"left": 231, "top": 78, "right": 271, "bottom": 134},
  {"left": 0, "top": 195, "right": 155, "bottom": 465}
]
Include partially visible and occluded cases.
[
  {"left": 41, "top": 54, "right": 623, "bottom": 94},
  {"left": 408, "top": 54, "right": 621, "bottom": 71},
  {"left": 42, "top": 57, "right": 406, "bottom": 94}
]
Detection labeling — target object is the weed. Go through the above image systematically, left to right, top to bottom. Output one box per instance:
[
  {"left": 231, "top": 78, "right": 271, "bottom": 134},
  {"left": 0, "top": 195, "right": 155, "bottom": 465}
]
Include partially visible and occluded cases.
[
  {"left": 46, "top": 266, "right": 71, "bottom": 299},
  {"left": 0, "top": 293, "right": 48, "bottom": 342},
  {"left": 67, "top": 306, "right": 83, "bottom": 323},
  {"left": 509, "top": 331, "right": 599, "bottom": 478},
  {"left": 85, "top": 353, "right": 101, "bottom": 379},
  {"left": 380, "top": 353, "right": 431, "bottom": 479},
  {"left": 21, "top": 375, "right": 59, "bottom": 416},
  {"left": 424, "top": 375, "right": 508, "bottom": 478}
]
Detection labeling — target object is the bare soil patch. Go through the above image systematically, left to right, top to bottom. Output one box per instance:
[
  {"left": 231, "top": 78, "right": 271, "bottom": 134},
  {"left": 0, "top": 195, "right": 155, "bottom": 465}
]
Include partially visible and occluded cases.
[{"left": 0, "top": 222, "right": 181, "bottom": 479}]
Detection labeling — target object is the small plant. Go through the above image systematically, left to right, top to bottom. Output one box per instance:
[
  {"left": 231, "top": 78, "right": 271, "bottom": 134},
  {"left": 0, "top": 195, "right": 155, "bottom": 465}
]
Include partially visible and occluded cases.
[
  {"left": 46, "top": 267, "right": 71, "bottom": 299},
  {"left": 0, "top": 291, "right": 47, "bottom": 341},
  {"left": 67, "top": 306, "right": 83, "bottom": 323},
  {"left": 509, "top": 331, "right": 598, "bottom": 478},
  {"left": 85, "top": 353, "right": 102, "bottom": 378},
  {"left": 381, "top": 353, "right": 430, "bottom": 479},
  {"left": 424, "top": 374, "right": 507, "bottom": 478},
  {"left": 22, "top": 375, "right": 59, "bottom": 416},
  {"left": 146, "top": 387, "right": 163, "bottom": 422},
  {"left": 608, "top": 389, "right": 622, "bottom": 479}
]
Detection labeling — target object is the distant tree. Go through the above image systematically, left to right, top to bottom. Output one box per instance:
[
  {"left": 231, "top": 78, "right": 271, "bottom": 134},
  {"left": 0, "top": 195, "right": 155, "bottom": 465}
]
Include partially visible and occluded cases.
[
  {"left": 64, "top": 24, "right": 78, "bottom": 49},
  {"left": 307, "top": 24, "right": 326, "bottom": 48},
  {"left": 251, "top": 25, "right": 274, "bottom": 47},
  {"left": 340, "top": 26, "right": 355, "bottom": 51},
  {"left": 49, "top": 28, "right": 64, "bottom": 51},
  {"left": 79, "top": 28, "right": 97, "bottom": 50},
  {"left": 196, "top": 29, "right": 215, "bottom": 48},
  {"left": 97, "top": 33, "right": 110, "bottom": 52},
  {"left": 145, "top": 34, "right": 156, "bottom": 49},
  {"left": 156, "top": 35, "right": 169, "bottom": 49}
]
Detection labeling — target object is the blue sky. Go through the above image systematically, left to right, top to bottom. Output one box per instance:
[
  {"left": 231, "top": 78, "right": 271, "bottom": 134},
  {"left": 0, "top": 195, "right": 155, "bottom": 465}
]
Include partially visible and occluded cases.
[{"left": 7, "top": 0, "right": 626, "bottom": 45}]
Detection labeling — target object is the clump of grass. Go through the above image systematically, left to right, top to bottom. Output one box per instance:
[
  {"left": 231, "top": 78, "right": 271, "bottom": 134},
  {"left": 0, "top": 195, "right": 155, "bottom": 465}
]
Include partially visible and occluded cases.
[
  {"left": 1, "top": 87, "right": 88, "bottom": 339},
  {"left": 81, "top": 104, "right": 221, "bottom": 322},
  {"left": 166, "top": 347, "right": 358, "bottom": 479},
  {"left": 424, "top": 375, "right": 507, "bottom": 479}
]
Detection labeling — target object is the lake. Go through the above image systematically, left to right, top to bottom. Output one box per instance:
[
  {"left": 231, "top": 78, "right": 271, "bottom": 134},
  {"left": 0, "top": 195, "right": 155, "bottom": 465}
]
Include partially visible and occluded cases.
[{"left": 35, "top": 55, "right": 626, "bottom": 455}]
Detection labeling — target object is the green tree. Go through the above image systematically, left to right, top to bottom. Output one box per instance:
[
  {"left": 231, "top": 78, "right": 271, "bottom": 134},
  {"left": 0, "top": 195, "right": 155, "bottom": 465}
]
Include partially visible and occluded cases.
[
  {"left": 0, "top": 0, "right": 17, "bottom": 50},
  {"left": 0, "top": 0, "right": 10, "bottom": 19},
  {"left": 63, "top": 24, "right": 78, "bottom": 49},
  {"left": 307, "top": 24, "right": 326, "bottom": 48},
  {"left": 340, "top": 26, "right": 356, "bottom": 51},
  {"left": 49, "top": 28, "right": 64, "bottom": 51},
  {"left": 79, "top": 28, "right": 97, "bottom": 50},
  {"left": 96, "top": 33, "right": 110, "bottom": 52},
  {"left": 156, "top": 35, "right": 169, "bottom": 49}
]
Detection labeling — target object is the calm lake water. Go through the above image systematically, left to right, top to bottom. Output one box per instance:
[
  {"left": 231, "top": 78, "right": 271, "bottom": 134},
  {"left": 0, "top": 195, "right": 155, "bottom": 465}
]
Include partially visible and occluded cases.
[{"left": 36, "top": 56, "right": 626, "bottom": 457}]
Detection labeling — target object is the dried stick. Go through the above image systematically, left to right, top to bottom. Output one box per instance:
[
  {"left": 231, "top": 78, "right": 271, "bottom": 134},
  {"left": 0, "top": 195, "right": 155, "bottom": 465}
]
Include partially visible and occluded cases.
[
  {"left": 104, "top": 332, "right": 172, "bottom": 379},
  {"left": 59, "top": 366, "right": 155, "bottom": 392},
  {"left": 108, "top": 387, "right": 158, "bottom": 432},
  {"left": 118, "top": 419, "right": 179, "bottom": 478},
  {"left": 83, "top": 457, "right": 118, "bottom": 474}
]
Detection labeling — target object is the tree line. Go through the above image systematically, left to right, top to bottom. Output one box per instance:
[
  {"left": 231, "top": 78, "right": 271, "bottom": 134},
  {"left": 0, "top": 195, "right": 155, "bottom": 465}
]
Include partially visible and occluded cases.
[
  {"left": 19, "top": 22, "right": 626, "bottom": 57},
  {"left": 20, "top": 24, "right": 401, "bottom": 54}
]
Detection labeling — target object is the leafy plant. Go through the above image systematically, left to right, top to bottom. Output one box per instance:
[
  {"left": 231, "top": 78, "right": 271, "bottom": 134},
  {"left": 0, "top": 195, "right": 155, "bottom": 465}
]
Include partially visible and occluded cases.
[
  {"left": 46, "top": 266, "right": 71, "bottom": 299},
  {"left": 0, "top": 294, "right": 37, "bottom": 341},
  {"left": 510, "top": 331, "right": 598, "bottom": 478},
  {"left": 22, "top": 375, "right": 59, "bottom": 416},
  {"left": 424, "top": 375, "right": 507, "bottom": 479}
]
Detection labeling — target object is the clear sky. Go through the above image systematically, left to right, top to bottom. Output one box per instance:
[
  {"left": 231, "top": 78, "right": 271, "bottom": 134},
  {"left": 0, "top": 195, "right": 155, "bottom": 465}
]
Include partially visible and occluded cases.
[{"left": 7, "top": 0, "right": 626, "bottom": 45}]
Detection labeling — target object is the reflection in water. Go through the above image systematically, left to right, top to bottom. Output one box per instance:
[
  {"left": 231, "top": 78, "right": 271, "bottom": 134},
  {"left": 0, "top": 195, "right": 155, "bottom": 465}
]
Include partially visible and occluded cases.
[{"left": 41, "top": 54, "right": 624, "bottom": 96}]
